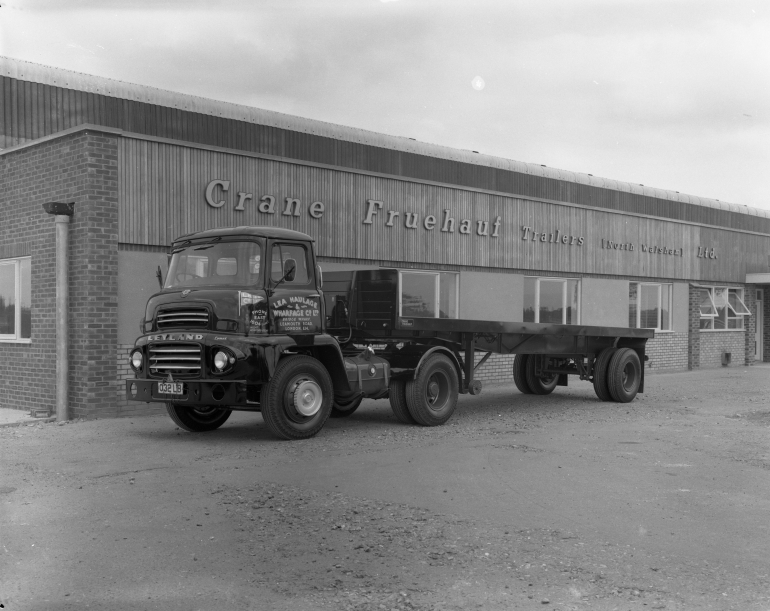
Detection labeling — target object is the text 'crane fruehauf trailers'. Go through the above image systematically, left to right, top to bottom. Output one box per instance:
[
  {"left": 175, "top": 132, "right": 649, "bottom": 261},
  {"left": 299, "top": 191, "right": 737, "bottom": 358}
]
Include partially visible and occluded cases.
[{"left": 126, "top": 226, "right": 653, "bottom": 439}]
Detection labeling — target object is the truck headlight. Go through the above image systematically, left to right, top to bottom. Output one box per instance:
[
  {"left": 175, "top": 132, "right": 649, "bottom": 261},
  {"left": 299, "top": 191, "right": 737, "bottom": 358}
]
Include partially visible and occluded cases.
[
  {"left": 130, "top": 349, "right": 144, "bottom": 372},
  {"left": 213, "top": 349, "right": 235, "bottom": 373}
]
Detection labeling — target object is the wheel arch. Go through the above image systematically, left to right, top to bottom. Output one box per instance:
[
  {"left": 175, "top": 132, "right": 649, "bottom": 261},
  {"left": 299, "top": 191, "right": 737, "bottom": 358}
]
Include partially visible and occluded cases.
[
  {"left": 309, "top": 343, "right": 351, "bottom": 394},
  {"left": 412, "top": 346, "right": 463, "bottom": 386}
]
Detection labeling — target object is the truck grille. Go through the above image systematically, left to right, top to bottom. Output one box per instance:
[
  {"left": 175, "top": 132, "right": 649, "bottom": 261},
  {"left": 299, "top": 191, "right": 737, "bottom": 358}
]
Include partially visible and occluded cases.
[
  {"left": 157, "top": 307, "right": 209, "bottom": 330},
  {"left": 148, "top": 343, "right": 202, "bottom": 378}
]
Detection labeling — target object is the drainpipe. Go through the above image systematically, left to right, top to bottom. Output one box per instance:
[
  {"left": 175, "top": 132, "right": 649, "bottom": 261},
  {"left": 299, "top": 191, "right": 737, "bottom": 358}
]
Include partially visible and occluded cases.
[{"left": 42, "top": 202, "right": 75, "bottom": 421}]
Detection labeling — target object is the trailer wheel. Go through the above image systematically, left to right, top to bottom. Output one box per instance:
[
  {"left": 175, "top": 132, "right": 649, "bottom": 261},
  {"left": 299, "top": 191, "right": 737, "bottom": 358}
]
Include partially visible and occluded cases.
[
  {"left": 592, "top": 347, "right": 617, "bottom": 402},
  {"left": 608, "top": 348, "right": 642, "bottom": 403},
  {"left": 405, "top": 354, "right": 459, "bottom": 426},
  {"left": 513, "top": 354, "right": 533, "bottom": 394},
  {"left": 260, "top": 355, "right": 333, "bottom": 440},
  {"left": 525, "top": 356, "right": 558, "bottom": 395},
  {"left": 389, "top": 378, "right": 416, "bottom": 424},
  {"left": 330, "top": 395, "right": 363, "bottom": 418},
  {"left": 165, "top": 403, "right": 232, "bottom": 432}
]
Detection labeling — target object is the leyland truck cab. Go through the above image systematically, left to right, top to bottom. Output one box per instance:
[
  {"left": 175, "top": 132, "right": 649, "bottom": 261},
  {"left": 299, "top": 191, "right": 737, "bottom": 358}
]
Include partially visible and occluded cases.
[
  {"left": 126, "top": 226, "right": 364, "bottom": 438},
  {"left": 127, "top": 226, "right": 653, "bottom": 440}
]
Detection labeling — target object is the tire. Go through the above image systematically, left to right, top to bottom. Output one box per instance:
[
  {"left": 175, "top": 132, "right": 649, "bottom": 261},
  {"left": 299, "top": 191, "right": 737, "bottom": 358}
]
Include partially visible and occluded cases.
[
  {"left": 593, "top": 347, "right": 617, "bottom": 402},
  {"left": 608, "top": 348, "right": 642, "bottom": 403},
  {"left": 405, "top": 354, "right": 459, "bottom": 426},
  {"left": 513, "top": 354, "right": 533, "bottom": 394},
  {"left": 260, "top": 355, "right": 333, "bottom": 440},
  {"left": 525, "top": 356, "right": 558, "bottom": 395},
  {"left": 389, "top": 378, "right": 416, "bottom": 424},
  {"left": 330, "top": 394, "right": 363, "bottom": 418},
  {"left": 165, "top": 403, "right": 232, "bottom": 432}
]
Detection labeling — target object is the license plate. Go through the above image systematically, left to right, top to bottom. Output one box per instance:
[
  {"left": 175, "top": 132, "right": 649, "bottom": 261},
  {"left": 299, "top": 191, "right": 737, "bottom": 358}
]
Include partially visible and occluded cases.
[{"left": 158, "top": 382, "right": 184, "bottom": 395}]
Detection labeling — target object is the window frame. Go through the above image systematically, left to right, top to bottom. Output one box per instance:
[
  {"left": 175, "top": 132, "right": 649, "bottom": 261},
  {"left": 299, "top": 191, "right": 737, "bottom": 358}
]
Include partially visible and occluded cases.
[
  {"left": 165, "top": 239, "right": 263, "bottom": 289},
  {"left": 269, "top": 241, "right": 313, "bottom": 287},
  {"left": 0, "top": 256, "right": 31, "bottom": 343},
  {"left": 397, "top": 269, "right": 459, "bottom": 319},
  {"left": 523, "top": 276, "right": 581, "bottom": 325},
  {"left": 629, "top": 282, "right": 673, "bottom": 332},
  {"left": 697, "top": 286, "right": 750, "bottom": 331}
]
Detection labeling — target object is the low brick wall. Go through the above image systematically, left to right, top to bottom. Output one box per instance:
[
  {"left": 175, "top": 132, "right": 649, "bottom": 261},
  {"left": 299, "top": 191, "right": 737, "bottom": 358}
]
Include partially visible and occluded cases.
[
  {"left": 699, "top": 331, "right": 745, "bottom": 369},
  {"left": 645, "top": 332, "right": 688, "bottom": 372},
  {"left": 473, "top": 353, "right": 515, "bottom": 384}
]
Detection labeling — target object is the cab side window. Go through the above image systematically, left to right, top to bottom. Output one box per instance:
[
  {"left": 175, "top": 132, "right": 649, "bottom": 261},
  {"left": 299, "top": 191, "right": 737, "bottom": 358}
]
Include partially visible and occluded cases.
[{"left": 271, "top": 243, "right": 310, "bottom": 284}]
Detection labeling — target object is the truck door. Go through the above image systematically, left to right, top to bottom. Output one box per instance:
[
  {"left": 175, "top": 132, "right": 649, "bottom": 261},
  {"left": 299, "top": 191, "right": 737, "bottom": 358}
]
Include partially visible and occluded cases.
[{"left": 268, "top": 241, "right": 323, "bottom": 335}]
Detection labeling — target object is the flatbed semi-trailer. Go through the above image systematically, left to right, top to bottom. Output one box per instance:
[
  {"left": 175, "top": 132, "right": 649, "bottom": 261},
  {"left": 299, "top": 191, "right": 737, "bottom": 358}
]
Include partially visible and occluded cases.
[{"left": 126, "top": 226, "right": 653, "bottom": 440}]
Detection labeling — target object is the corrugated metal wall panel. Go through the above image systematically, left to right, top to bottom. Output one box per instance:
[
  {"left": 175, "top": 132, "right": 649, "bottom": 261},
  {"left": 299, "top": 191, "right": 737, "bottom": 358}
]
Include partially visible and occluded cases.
[
  {"left": 2, "top": 71, "right": 768, "bottom": 234},
  {"left": 117, "top": 138, "right": 770, "bottom": 283}
]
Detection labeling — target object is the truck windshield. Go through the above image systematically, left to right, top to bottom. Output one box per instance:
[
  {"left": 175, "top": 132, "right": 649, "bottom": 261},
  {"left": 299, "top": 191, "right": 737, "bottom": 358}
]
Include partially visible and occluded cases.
[{"left": 165, "top": 240, "right": 263, "bottom": 289}]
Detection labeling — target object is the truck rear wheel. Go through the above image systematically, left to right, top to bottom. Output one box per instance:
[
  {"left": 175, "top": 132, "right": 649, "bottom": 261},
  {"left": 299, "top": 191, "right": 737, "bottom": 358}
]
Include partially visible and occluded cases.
[
  {"left": 592, "top": 347, "right": 617, "bottom": 402},
  {"left": 608, "top": 348, "right": 642, "bottom": 403},
  {"left": 405, "top": 354, "right": 459, "bottom": 426},
  {"left": 513, "top": 354, "right": 533, "bottom": 394},
  {"left": 260, "top": 355, "right": 333, "bottom": 440},
  {"left": 525, "top": 356, "right": 558, "bottom": 395},
  {"left": 388, "top": 378, "right": 416, "bottom": 424},
  {"left": 330, "top": 395, "right": 363, "bottom": 418},
  {"left": 165, "top": 403, "right": 231, "bottom": 432}
]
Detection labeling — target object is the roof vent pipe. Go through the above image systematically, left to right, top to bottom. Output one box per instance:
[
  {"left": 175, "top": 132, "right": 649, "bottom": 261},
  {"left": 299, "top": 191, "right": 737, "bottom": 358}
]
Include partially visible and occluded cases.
[{"left": 42, "top": 202, "right": 75, "bottom": 421}]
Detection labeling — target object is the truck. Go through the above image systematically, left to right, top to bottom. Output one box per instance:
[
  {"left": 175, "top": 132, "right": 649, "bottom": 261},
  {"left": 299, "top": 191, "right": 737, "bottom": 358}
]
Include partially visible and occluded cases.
[{"left": 126, "top": 226, "right": 653, "bottom": 440}]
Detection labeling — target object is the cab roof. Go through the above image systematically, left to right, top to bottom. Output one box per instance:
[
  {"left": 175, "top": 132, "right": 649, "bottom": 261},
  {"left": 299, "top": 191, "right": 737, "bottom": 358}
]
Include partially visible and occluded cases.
[{"left": 172, "top": 226, "right": 314, "bottom": 245}]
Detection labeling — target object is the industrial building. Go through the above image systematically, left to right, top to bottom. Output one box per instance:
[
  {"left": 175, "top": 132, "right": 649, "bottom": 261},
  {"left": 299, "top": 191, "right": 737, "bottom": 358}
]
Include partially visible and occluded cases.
[{"left": 1, "top": 56, "right": 768, "bottom": 418}]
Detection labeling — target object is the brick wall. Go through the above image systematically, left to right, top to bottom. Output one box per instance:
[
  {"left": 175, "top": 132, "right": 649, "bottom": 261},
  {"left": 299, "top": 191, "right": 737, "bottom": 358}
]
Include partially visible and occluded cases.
[
  {"left": 0, "top": 131, "right": 119, "bottom": 417},
  {"left": 687, "top": 285, "right": 701, "bottom": 370},
  {"left": 743, "top": 288, "right": 756, "bottom": 366},
  {"left": 763, "top": 288, "right": 770, "bottom": 363},
  {"left": 699, "top": 331, "right": 745, "bottom": 369},
  {"left": 644, "top": 332, "right": 688, "bottom": 371},
  {"left": 116, "top": 342, "right": 159, "bottom": 417},
  {"left": 473, "top": 353, "right": 515, "bottom": 384}
]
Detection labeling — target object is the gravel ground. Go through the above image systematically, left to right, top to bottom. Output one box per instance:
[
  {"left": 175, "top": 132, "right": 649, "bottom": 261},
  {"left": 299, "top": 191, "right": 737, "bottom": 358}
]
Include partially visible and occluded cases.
[{"left": 2, "top": 365, "right": 770, "bottom": 610}]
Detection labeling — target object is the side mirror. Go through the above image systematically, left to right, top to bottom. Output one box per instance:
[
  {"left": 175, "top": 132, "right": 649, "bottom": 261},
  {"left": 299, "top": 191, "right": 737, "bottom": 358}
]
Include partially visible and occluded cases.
[{"left": 283, "top": 258, "right": 296, "bottom": 282}]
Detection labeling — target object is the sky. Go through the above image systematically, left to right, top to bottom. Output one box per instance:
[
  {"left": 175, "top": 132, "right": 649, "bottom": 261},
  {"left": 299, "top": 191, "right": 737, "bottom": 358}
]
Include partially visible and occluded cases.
[{"left": 1, "top": 0, "right": 768, "bottom": 210}]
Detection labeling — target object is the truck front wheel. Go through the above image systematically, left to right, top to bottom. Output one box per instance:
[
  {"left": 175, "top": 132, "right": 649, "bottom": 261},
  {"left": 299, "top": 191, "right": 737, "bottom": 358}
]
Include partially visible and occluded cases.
[
  {"left": 405, "top": 354, "right": 459, "bottom": 426},
  {"left": 260, "top": 355, "right": 333, "bottom": 440},
  {"left": 165, "top": 403, "right": 232, "bottom": 432}
]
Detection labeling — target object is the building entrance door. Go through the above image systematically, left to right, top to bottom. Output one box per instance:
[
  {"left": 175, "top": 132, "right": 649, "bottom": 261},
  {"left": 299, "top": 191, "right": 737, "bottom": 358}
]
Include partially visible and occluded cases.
[{"left": 756, "top": 289, "right": 764, "bottom": 362}]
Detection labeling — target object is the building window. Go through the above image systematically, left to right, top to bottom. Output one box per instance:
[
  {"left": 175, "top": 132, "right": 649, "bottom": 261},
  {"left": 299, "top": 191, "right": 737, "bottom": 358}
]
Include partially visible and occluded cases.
[
  {"left": 0, "top": 257, "right": 31, "bottom": 342},
  {"left": 399, "top": 270, "right": 458, "bottom": 319},
  {"left": 523, "top": 277, "right": 580, "bottom": 324},
  {"left": 629, "top": 283, "right": 672, "bottom": 331},
  {"left": 698, "top": 286, "right": 750, "bottom": 330}
]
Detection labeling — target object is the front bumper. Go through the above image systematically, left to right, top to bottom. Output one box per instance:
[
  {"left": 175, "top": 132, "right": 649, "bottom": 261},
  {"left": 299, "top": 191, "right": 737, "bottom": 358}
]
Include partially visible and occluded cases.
[{"left": 126, "top": 379, "right": 254, "bottom": 407}]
